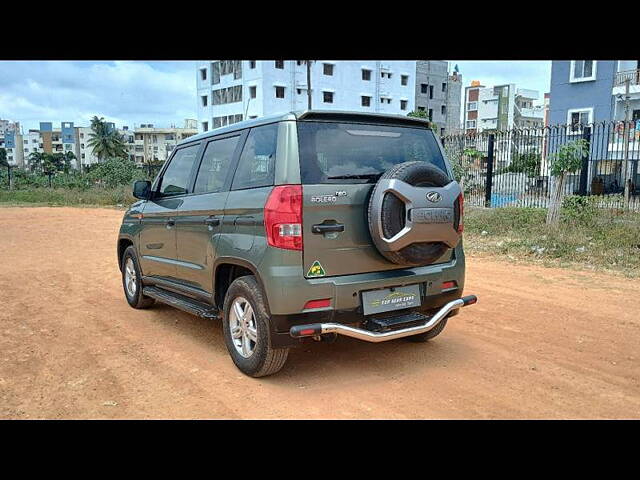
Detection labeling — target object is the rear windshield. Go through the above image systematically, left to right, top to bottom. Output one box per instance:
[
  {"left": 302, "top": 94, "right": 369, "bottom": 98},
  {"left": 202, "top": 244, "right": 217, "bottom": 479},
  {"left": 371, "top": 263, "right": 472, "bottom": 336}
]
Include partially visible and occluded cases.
[{"left": 297, "top": 121, "right": 448, "bottom": 184}]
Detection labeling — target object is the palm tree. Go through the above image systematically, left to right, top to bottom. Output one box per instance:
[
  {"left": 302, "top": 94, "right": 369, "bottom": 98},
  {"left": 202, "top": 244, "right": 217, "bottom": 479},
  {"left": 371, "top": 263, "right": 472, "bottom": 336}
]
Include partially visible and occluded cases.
[{"left": 87, "top": 116, "right": 127, "bottom": 161}]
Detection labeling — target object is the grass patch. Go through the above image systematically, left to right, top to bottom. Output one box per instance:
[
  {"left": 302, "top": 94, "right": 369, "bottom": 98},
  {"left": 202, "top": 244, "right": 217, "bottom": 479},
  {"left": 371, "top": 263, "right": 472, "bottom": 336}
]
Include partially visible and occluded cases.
[
  {"left": 0, "top": 187, "right": 135, "bottom": 207},
  {"left": 465, "top": 205, "right": 640, "bottom": 277}
]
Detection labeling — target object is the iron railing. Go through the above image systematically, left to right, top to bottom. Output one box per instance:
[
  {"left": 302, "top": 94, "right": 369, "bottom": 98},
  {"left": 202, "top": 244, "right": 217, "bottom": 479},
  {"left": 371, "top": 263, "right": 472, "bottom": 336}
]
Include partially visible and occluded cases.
[
  {"left": 614, "top": 69, "right": 640, "bottom": 87},
  {"left": 442, "top": 121, "right": 640, "bottom": 210}
]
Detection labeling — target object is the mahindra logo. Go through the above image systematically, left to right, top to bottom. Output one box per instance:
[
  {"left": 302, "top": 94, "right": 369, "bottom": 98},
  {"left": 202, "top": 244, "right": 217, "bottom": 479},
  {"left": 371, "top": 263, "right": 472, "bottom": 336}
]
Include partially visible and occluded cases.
[{"left": 426, "top": 191, "right": 442, "bottom": 203}]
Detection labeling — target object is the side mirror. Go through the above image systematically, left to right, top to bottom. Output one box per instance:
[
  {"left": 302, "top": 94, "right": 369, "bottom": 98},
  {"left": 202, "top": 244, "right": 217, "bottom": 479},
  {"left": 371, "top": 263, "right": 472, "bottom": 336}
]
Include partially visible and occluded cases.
[{"left": 133, "top": 180, "right": 151, "bottom": 200}]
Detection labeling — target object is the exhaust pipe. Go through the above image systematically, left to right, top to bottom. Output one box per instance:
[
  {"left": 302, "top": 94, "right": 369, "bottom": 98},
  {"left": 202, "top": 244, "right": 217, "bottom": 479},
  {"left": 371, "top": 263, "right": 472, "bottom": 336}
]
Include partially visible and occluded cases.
[{"left": 290, "top": 295, "right": 477, "bottom": 343}]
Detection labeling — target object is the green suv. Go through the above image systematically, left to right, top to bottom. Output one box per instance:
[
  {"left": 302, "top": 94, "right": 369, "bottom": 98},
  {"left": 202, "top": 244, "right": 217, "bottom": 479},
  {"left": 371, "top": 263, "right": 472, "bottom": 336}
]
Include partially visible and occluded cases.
[{"left": 118, "top": 111, "right": 476, "bottom": 377}]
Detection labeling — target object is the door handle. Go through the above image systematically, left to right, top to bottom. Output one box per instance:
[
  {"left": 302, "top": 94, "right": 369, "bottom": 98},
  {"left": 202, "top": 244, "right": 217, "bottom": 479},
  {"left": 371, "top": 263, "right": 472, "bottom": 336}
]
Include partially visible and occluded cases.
[
  {"left": 205, "top": 217, "right": 220, "bottom": 227},
  {"left": 312, "top": 223, "right": 344, "bottom": 234}
]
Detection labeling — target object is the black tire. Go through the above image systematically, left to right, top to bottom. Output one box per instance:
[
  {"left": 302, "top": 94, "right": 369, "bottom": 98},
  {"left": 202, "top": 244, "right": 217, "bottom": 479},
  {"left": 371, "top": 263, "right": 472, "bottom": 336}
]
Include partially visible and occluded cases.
[
  {"left": 368, "top": 161, "right": 452, "bottom": 265},
  {"left": 121, "top": 246, "right": 155, "bottom": 309},
  {"left": 222, "top": 275, "right": 289, "bottom": 378},
  {"left": 405, "top": 317, "right": 448, "bottom": 343}
]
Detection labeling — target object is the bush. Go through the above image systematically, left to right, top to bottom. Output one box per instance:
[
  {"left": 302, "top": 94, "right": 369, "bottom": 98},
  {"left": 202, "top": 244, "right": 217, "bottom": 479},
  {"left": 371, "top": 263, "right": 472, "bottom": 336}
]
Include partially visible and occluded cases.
[
  {"left": 86, "top": 157, "right": 146, "bottom": 188},
  {"left": 561, "top": 195, "right": 597, "bottom": 226}
]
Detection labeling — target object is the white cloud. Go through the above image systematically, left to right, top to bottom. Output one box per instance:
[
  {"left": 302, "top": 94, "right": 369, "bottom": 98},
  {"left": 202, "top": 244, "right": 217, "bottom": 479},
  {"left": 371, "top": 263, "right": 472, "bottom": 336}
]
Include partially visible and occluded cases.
[{"left": 0, "top": 61, "right": 197, "bottom": 131}]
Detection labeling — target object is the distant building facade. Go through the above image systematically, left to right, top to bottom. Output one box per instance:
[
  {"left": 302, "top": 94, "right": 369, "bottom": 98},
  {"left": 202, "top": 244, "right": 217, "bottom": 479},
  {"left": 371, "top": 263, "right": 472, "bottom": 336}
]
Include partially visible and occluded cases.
[
  {"left": 196, "top": 60, "right": 462, "bottom": 135},
  {"left": 464, "top": 81, "right": 544, "bottom": 133},
  {"left": 3, "top": 119, "right": 197, "bottom": 169}
]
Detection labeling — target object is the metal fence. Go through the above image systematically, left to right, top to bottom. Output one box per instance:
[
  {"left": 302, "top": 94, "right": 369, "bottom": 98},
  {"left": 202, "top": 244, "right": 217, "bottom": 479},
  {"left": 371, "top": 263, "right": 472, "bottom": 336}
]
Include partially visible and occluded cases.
[{"left": 442, "top": 121, "right": 640, "bottom": 210}]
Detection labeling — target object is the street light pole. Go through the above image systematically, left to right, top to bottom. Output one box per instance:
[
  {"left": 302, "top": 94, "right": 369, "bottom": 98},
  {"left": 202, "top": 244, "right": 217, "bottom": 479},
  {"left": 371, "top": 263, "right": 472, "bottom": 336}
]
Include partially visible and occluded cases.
[{"left": 623, "top": 78, "right": 631, "bottom": 209}]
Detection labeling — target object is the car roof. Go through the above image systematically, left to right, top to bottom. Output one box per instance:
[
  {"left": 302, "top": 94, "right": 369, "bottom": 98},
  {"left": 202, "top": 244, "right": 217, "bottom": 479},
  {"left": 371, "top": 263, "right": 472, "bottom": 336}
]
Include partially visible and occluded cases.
[{"left": 178, "top": 110, "right": 433, "bottom": 146}]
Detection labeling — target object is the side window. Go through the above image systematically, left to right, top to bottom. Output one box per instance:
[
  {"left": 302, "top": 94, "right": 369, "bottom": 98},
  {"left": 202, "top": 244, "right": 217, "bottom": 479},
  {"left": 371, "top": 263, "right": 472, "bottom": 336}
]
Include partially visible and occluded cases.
[
  {"left": 231, "top": 123, "right": 278, "bottom": 190},
  {"left": 194, "top": 135, "right": 240, "bottom": 193},
  {"left": 158, "top": 144, "right": 199, "bottom": 196}
]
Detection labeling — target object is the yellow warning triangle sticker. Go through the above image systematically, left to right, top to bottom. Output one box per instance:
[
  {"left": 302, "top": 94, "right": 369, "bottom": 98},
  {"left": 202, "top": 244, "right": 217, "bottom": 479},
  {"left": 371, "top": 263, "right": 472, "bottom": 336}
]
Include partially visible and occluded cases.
[{"left": 307, "top": 260, "right": 326, "bottom": 277}]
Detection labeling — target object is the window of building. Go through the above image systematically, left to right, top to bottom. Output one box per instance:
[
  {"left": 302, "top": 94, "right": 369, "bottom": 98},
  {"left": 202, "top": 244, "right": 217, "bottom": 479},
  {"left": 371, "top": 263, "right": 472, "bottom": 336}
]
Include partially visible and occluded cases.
[
  {"left": 249, "top": 60, "right": 256, "bottom": 69},
  {"left": 275, "top": 60, "right": 284, "bottom": 69},
  {"left": 297, "top": 60, "right": 304, "bottom": 66},
  {"left": 570, "top": 61, "right": 596, "bottom": 82},
  {"left": 212, "top": 62, "right": 220, "bottom": 84},
  {"left": 323, "top": 63, "right": 334, "bottom": 76},
  {"left": 200, "top": 68, "right": 207, "bottom": 81},
  {"left": 362, "top": 69, "right": 371, "bottom": 81},
  {"left": 380, "top": 71, "right": 393, "bottom": 79},
  {"left": 401, "top": 75, "right": 409, "bottom": 86},
  {"left": 442, "top": 82, "right": 447, "bottom": 92},
  {"left": 421, "top": 83, "right": 428, "bottom": 94},
  {"left": 250, "top": 85, "right": 257, "bottom": 98},
  {"left": 429, "top": 85, "right": 434, "bottom": 99},
  {"left": 275, "top": 86, "right": 285, "bottom": 98},
  {"left": 297, "top": 88, "right": 303, "bottom": 95},
  {"left": 323, "top": 91, "right": 334, "bottom": 103},
  {"left": 201, "top": 95, "right": 208, "bottom": 107},
  {"left": 361, "top": 95, "right": 371, "bottom": 107},
  {"left": 380, "top": 97, "right": 391, "bottom": 104},
  {"left": 400, "top": 100, "right": 408, "bottom": 110},
  {"left": 467, "top": 101, "right": 478, "bottom": 111},
  {"left": 441, "top": 105, "right": 446, "bottom": 115},
  {"left": 417, "top": 106, "right": 426, "bottom": 112},
  {"left": 568, "top": 108, "right": 593, "bottom": 132},
  {"left": 428, "top": 109, "right": 433, "bottom": 120},
  {"left": 466, "top": 120, "right": 476, "bottom": 129},
  {"left": 231, "top": 123, "right": 278, "bottom": 190},
  {"left": 440, "top": 128, "right": 445, "bottom": 136},
  {"left": 194, "top": 135, "right": 240, "bottom": 193},
  {"left": 23, "top": 139, "right": 28, "bottom": 144},
  {"left": 158, "top": 144, "right": 199, "bottom": 196},
  {"left": 24, "top": 148, "right": 29, "bottom": 152}
]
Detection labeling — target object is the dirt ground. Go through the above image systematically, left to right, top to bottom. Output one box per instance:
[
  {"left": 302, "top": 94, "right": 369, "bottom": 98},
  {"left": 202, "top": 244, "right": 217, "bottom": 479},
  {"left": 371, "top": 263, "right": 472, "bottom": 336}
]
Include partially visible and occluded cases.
[{"left": 1, "top": 206, "right": 638, "bottom": 419}]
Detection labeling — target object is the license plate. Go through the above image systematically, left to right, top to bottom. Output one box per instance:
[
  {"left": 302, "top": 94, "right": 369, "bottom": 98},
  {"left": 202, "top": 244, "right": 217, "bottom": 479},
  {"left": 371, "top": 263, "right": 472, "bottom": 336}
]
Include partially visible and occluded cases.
[{"left": 361, "top": 284, "right": 421, "bottom": 316}]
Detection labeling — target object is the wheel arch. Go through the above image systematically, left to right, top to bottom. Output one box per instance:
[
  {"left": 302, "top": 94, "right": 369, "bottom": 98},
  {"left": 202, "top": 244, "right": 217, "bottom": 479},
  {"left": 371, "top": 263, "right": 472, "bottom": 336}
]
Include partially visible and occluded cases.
[
  {"left": 117, "top": 237, "right": 135, "bottom": 271},
  {"left": 212, "top": 257, "right": 270, "bottom": 313}
]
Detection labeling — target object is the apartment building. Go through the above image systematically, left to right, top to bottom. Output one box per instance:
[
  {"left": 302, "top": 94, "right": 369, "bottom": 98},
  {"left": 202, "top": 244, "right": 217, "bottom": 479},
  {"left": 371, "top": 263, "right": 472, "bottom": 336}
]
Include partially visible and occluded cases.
[
  {"left": 196, "top": 60, "right": 463, "bottom": 135},
  {"left": 548, "top": 60, "right": 640, "bottom": 193},
  {"left": 415, "top": 61, "right": 463, "bottom": 136},
  {"left": 548, "top": 61, "right": 640, "bottom": 126},
  {"left": 463, "top": 81, "right": 544, "bottom": 133},
  {"left": 0, "top": 119, "right": 21, "bottom": 163},
  {"left": 4, "top": 120, "right": 197, "bottom": 169},
  {"left": 131, "top": 120, "right": 198, "bottom": 165}
]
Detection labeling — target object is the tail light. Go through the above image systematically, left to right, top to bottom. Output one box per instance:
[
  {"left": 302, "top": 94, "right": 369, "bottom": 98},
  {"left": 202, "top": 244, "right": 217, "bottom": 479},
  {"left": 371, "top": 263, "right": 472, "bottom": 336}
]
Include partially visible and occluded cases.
[
  {"left": 264, "top": 185, "right": 303, "bottom": 251},
  {"left": 456, "top": 193, "right": 464, "bottom": 234}
]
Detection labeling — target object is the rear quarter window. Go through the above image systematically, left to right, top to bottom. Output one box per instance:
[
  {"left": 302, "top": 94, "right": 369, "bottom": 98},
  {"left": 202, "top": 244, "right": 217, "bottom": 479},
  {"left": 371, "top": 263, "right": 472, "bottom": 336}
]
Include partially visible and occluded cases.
[{"left": 297, "top": 121, "right": 448, "bottom": 184}]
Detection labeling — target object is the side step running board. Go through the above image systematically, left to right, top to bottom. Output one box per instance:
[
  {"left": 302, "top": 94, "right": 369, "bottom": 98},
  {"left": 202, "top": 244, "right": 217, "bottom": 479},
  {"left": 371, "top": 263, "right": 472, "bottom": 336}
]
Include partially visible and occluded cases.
[{"left": 143, "top": 286, "right": 220, "bottom": 319}]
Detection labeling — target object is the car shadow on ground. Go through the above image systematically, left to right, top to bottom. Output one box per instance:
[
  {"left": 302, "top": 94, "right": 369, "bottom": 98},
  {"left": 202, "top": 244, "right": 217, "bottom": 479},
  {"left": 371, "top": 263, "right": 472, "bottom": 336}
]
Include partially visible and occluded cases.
[{"left": 144, "top": 303, "right": 471, "bottom": 382}]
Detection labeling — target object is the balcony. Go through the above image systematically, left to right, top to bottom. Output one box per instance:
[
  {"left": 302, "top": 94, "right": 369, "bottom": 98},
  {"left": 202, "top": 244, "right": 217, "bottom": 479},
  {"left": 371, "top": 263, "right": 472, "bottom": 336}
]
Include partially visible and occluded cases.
[{"left": 613, "top": 69, "right": 640, "bottom": 97}]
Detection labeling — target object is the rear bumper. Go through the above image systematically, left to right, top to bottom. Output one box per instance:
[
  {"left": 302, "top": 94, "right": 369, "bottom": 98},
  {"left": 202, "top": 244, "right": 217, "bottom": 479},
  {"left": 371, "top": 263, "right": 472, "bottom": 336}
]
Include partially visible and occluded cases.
[
  {"left": 259, "top": 244, "right": 465, "bottom": 316},
  {"left": 289, "top": 295, "right": 477, "bottom": 343}
]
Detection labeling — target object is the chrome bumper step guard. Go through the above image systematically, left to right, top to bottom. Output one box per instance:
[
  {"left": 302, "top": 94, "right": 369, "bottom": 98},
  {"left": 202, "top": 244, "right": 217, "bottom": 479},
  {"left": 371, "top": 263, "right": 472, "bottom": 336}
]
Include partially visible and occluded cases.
[{"left": 290, "top": 295, "right": 477, "bottom": 343}]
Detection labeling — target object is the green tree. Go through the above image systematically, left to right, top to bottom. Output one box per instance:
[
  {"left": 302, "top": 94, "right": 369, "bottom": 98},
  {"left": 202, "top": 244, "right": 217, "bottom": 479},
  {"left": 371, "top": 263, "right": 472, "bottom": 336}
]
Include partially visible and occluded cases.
[
  {"left": 407, "top": 110, "right": 437, "bottom": 132},
  {"left": 87, "top": 116, "right": 128, "bottom": 161},
  {"left": 546, "top": 139, "right": 589, "bottom": 225},
  {"left": 0, "top": 147, "right": 7, "bottom": 168},
  {"left": 28, "top": 151, "right": 45, "bottom": 173},
  {"left": 501, "top": 152, "right": 541, "bottom": 178}
]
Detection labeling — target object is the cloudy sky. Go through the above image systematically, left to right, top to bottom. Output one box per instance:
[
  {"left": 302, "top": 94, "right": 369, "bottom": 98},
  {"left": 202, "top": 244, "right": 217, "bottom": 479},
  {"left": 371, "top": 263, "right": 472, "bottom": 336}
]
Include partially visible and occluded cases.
[{"left": 0, "top": 61, "right": 552, "bottom": 131}]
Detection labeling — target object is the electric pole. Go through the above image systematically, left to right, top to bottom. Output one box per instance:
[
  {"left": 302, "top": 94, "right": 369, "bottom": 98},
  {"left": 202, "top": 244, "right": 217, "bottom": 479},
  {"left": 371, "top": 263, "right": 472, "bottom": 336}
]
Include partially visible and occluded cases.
[
  {"left": 306, "top": 60, "right": 313, "bottom": 110},
  {"left": 623, "top": 78, "right": 631, "bottom": 209}
]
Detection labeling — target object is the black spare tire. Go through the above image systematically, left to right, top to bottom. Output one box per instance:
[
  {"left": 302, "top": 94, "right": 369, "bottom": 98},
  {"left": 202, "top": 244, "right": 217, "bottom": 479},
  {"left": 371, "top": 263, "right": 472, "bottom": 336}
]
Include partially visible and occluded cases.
[{"left": 368, "top": 161, "right": 454, "bottom": 265}]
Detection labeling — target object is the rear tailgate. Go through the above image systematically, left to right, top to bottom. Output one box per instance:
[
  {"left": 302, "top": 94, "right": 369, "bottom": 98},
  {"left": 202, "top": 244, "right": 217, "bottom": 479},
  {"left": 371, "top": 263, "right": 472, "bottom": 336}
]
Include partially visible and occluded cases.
[{"left": 302, "top": 183, "right": 452, "bottom": 278}]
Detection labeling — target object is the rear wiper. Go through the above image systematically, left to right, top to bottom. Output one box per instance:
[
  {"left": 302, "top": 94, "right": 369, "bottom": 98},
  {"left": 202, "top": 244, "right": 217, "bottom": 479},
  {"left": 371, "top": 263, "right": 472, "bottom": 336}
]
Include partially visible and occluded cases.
[{"left": 326, "top": 173, "right": 383, "bottom": 181}]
